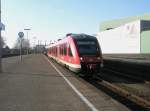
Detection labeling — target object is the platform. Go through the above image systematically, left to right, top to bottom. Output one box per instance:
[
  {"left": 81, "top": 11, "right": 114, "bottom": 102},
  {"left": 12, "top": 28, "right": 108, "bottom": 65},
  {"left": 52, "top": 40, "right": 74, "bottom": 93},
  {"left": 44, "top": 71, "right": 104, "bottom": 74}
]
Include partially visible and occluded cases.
[
  {"left": 0, "top": 54, "right": 130, "bottom": 111},
  {"left": 103, "top": 54, "right": 150, "bottom": 65}
]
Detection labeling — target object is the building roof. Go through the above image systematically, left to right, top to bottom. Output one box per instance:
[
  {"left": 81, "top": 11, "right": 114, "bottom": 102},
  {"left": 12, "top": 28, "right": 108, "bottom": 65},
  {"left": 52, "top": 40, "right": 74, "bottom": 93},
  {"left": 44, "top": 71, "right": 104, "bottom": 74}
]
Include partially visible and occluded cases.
[{"left": 100, "top": 13, "right": 150, "bottom": 31}]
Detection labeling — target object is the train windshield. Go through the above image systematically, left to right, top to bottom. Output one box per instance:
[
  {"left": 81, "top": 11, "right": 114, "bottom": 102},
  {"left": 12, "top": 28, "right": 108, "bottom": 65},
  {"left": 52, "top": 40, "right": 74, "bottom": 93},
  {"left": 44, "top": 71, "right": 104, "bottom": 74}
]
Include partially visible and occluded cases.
[{"left": 76, "top": 41, "right": 98, "bottom": 56}]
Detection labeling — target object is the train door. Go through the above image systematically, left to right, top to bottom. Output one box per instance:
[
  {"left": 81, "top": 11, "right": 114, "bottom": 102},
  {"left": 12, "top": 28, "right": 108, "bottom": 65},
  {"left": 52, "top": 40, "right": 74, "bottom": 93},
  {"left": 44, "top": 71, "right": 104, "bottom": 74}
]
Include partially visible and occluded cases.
[{"left": 68, "top": 44, "right": 73, "bottom": 64}]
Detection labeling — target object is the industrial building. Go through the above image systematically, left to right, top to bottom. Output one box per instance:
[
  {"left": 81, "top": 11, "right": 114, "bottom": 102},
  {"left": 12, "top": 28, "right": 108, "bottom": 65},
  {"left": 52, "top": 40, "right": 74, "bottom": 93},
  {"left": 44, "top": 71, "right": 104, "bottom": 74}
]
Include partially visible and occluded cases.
[{"left": 97, "top": 14, "right": 150, "bottom": 54}]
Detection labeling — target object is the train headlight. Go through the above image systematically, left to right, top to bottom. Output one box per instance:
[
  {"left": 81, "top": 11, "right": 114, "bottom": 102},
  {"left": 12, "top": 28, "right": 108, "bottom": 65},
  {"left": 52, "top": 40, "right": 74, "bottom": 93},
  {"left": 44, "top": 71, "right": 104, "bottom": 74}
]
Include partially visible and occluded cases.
[
  {"left": 80, "top": 57, "right": 83, "bottom": 61},
  {"left": 97, "top": 57, "right": 101, "bottom": 60},
  {"left": 100, "top": 63, "right": 104, "bottom": 68}
]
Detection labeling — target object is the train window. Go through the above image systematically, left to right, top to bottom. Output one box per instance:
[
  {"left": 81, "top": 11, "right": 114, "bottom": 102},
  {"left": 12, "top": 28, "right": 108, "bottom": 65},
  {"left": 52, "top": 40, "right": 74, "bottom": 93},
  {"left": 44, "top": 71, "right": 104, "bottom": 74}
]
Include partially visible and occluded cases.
[
  {"left": 76, "top": 40, "right": 98, "bottom": 55},
  {"left": 64, "top": 44, "right": 67, "bottom": 55},
  {"left": 60, "top": 45, "right": 63, "bottom": 55},
  {"left": 61, "top": 45, "right": 63, "bottom": 55},
  {"left": 68, "top": 45, "right": 73, "bottom": 57},
  {"left": 53, "top": 47, "right": 55, "bottom": 55},
  {"left": 53, "top": 47, "right": 54, "bottom": 54},
  {"left": 55, "top": 47, "right": 57, "bottom": 56},
  {"left": 59, "top": 47, "right": 61, "bottom": 55},
  {"left": 53, "top": 48, "right": 54, "bottom": 54}
]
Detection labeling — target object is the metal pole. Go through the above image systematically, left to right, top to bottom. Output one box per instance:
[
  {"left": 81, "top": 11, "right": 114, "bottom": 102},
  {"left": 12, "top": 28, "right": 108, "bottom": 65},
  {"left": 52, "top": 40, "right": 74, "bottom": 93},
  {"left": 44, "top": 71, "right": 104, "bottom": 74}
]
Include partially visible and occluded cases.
[
  {"left": 0, "top": 0, "right": 2, "bottom": 72},
  {"left": 24, "top": 28, "right": 31, "bottom": 55},
  {"left": 26, "top": 31, "right": 28, "bottom": 55},
  {"left": 33, "top": 36, "right": 36, "bottom": 54},
  {"left": 20, "top": 38, "right": 22, "bottom": 62},
  {"left": 38, "top": 40, "right": 39, "bottom": 53},
  {"left": 40, "top": 40, "right": 42, "bottom": 53},
  {"left": 45, "top": 40, "right": 46, "bottom": 46}
]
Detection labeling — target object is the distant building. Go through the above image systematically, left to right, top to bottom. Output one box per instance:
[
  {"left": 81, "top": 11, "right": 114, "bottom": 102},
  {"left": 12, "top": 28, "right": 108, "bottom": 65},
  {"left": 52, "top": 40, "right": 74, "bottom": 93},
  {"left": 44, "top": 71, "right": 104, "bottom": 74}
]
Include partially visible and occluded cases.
[
  {"left": 97, "top": 14, "right": 150, "bottom": 54},
  {"left": 35, "top": 45, "right": 46, "bottom": 53}
]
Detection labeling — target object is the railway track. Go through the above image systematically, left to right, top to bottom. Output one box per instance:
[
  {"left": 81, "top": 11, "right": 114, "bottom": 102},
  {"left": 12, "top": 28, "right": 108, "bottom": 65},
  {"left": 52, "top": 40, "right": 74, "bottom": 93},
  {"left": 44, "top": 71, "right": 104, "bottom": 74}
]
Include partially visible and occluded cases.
[
  {"left": 48, "top": 56, "right": 150, "bottom": 110},
  {"left": 102, "top": 67, "right": 150, "bottom": 88},
  {"left": 93, "top": 68, "right": 150, "bottom": 110}
]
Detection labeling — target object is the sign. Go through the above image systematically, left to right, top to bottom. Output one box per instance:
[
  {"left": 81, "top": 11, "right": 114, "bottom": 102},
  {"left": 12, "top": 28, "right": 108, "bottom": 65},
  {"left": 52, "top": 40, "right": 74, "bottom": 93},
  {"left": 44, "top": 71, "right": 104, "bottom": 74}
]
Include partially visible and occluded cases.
[{"left": 18, "top": 32, "right": 24, "bottom": 38}]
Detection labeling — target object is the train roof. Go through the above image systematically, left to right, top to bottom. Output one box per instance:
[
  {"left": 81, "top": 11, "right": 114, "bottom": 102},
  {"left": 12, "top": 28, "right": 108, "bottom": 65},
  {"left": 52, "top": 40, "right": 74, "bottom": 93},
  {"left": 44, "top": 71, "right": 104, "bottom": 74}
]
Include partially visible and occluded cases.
[
  {"left": 48, "top": 33, "right": 97, "bottom": 48},
  {"left": 67, "top": 33, "right": 97, "bottom": 41}
]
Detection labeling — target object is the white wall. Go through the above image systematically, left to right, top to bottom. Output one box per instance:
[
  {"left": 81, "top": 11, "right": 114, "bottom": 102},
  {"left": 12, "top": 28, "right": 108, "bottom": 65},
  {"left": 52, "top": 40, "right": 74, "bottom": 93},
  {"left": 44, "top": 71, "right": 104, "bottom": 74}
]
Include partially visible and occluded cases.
[{"left": 97, "top": 20, "right": 141, "bottom": 54}]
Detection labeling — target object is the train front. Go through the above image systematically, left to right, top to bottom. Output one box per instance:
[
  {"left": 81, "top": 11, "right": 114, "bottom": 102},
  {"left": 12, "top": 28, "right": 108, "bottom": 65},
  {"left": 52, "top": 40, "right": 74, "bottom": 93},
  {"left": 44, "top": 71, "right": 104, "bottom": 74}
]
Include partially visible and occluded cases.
[{"left": 74, "top": 34, "right": 103, "bottom": 74}]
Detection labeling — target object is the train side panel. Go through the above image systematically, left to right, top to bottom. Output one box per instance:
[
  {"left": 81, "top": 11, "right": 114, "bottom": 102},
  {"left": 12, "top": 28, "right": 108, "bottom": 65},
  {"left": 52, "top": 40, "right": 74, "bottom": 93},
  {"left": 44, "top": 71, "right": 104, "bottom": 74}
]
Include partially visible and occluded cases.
[{"left": 47, "top": 37, "right": 81, "bottom": 73}]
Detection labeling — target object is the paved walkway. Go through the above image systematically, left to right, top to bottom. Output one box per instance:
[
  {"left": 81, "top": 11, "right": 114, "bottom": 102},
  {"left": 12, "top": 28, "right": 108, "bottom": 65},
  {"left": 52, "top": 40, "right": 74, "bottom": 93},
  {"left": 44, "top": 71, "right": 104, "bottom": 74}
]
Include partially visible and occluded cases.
[{"left": 0, "top": 54, "right": 91, "bottom": 111}]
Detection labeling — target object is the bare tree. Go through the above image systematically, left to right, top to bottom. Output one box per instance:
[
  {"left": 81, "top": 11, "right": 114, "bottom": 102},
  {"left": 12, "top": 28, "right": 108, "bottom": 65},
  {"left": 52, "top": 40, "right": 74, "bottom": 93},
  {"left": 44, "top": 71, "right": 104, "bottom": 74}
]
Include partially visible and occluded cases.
[
  {"left": 0, "top": 37, "right": 5, "bottom": 48},
  {"left": 13, "top": 37, "right": 30, "bottom": 49}
]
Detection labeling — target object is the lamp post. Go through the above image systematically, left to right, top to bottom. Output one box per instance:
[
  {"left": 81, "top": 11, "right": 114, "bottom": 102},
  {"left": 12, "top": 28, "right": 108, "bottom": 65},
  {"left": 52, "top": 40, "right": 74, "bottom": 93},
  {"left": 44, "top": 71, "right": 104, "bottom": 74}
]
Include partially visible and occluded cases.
[
  {"left": 0, "top": 0, "right": 2, "bottom": 72},
  {"left": 0, "top": 0, "right": 5, "bottom": 72},
  {"left": 24, "top": 28, "right": 31, "bottom": 55},
  {"left": 33, "top": 36, "right": 36, "bottom": 54},
  {"left": 37, "top": 40, "right": 40, "bottom": 53},
  {"left": 40, "top": 40, "right": 42, "bottom": 53}
]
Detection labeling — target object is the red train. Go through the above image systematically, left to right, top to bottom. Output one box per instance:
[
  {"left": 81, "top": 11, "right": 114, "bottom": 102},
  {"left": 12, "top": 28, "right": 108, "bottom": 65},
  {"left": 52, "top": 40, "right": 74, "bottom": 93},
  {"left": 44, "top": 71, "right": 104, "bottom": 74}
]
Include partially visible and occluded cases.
[{"left": 47, "top": 33, "right": 103, "bottom": 75}]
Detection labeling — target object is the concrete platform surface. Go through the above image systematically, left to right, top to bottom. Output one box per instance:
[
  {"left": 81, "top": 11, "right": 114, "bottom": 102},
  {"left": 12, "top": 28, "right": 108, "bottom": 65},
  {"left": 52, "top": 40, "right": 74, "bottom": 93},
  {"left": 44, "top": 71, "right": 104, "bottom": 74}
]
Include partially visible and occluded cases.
[
  {"left": 0, "top": 54, "right": 131, "bottom": 111},
  {"left": 103, "top": 54, "right": 150, "bottom": 64}
]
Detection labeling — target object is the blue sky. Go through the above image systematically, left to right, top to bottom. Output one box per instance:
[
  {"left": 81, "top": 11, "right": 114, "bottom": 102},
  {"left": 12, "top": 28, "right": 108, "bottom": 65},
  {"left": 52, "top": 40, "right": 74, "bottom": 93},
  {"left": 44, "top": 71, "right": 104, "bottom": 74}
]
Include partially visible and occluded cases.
[{"left": 1, "top": 0, "right": 150, "bottom": 48}]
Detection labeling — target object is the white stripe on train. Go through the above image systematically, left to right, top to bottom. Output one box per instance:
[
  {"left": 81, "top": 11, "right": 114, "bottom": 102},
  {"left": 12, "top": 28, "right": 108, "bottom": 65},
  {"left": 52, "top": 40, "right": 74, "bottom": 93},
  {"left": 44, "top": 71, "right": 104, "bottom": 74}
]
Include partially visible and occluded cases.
[{"left": 48, "top": 54, "right": 81, "bottom": 69}]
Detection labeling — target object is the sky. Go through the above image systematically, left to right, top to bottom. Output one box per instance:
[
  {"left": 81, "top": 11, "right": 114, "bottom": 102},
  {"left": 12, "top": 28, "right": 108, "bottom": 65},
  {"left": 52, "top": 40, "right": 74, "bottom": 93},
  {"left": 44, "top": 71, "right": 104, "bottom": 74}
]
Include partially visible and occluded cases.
[{"left": 1, "top": 0, "right": 150, "bottom": 48}]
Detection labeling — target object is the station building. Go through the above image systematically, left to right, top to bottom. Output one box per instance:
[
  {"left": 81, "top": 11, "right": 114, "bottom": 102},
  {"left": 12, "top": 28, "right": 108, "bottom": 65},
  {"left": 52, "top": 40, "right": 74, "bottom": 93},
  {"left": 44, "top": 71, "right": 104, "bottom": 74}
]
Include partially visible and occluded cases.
[{"left": 97, "top": 14, "right": 150, "bottom": 54}]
